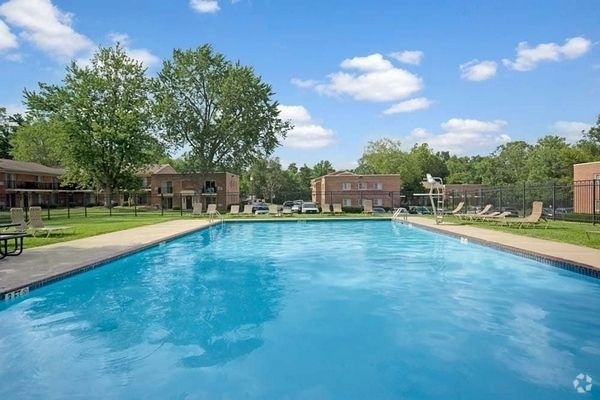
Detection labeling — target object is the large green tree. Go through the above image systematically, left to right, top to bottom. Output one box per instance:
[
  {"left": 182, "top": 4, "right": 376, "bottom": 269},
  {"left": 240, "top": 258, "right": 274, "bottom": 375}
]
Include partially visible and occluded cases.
[
  {"left": 153, "top": 44, "right": 290, "bottom": 175},
  {"left": 23, "top": 45, "right": 162, "bottom": 201},
  {"left": 0, "top": 107, "right": 23, "bottom": 159},
  {"left": 10, "top": 119, "right": 65, "bottom": 166}
]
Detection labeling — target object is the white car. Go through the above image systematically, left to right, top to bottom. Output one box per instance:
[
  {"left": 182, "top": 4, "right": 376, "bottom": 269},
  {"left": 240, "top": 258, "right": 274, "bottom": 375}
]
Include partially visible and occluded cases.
[{"left": 301, "top": 202, "right": 319, "bottom": 214}]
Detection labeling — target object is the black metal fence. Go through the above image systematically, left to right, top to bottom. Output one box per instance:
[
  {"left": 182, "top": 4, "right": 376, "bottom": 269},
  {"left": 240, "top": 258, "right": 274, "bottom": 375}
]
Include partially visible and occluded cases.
[{"left": 2, "top": 180, "right": 599, "bottom": 224}]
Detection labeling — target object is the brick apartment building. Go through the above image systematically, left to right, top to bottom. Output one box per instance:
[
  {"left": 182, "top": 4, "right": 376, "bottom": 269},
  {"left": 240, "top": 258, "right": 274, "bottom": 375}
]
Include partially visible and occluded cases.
[
  {"left": 0, "top": 159, "right": 71, "bottom": 209},
  {"left": 573, "top": 161, "right": 600, "bottom": 214},
  {"left": 142, "top": 165, "right": 240, "bottom": 212},
  {"left": 311, "top": 171, "right": 402, "bottom": 209}
]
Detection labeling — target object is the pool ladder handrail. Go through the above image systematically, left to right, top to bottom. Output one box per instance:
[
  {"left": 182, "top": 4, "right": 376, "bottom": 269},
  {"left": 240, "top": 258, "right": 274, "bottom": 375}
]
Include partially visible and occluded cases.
[
  {"left": 392, "top": 208, "right": 408, "bottom": 221},
  {"left": 208, "top": 209, "right": 224, "bottom": 224}
]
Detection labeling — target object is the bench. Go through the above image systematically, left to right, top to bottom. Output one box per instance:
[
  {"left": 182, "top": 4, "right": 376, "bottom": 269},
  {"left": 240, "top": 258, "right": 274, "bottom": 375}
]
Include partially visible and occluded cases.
[
  {"left": 586, "top": 230, "right": 600, "bottom": 240},
  {"left": 0, "top": 233, "right": 27, "bottom": 259}
]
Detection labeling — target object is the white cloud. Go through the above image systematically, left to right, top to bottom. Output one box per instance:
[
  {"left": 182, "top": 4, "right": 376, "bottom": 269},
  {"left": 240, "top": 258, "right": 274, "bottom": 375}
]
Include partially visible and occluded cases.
[
  {"left": 0, "top": 0, "right": 93, "bottom": 59},
  {"left": 190, "top": 0, "right": 220, "bottom": 13},
  {"left": 0, "top": 19, "right": 18, "bottom": 51},
  {"left": 108, "top": 33, "right": 160, "bottom": 67},
  {"left": 502, "top": 36, "right": 592, "bottom": 71},
  {"left": 389, "top": 50, "right": 423, "bottom": 65},
  {"left": 304, "top": 53, "right": 423, "bottom": 102},
  {"left": 340, "top": 53, "right": 393, "bottom": 71},
  {"left": 460, "top": 60, "right": 497, "bottom": 81},
  {"left": 290, "top": 78, "right": 319, "bottom": 89},
  {"left": 383, "top": 97, "right": 433, "bottom": 114},
  {"left": 278, "top": 105, "right": 335, "bottom": 150},
  {"left": 401, "top": 118, "right": 510, "bottom": 154},
  {"left": 549, "top": 120, "right": 592, "bottom": 143}
]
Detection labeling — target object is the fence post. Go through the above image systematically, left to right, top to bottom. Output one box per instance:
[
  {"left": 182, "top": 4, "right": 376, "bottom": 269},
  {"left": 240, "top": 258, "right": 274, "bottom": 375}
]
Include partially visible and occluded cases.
[
  {"left": 594, "top": 179, "right": 597, "bottom": 226},
  {"left": 522, "top": 182, "right": 526, "bottom": 217},
  {"left": 552, "top": 182, "right": 556, "bottom": 221},
  {"left": 84, "top": 193, "right": 88, "bottom": 217},
  {"left": 160, "top": 193, "right": 164, "bottom": 216}
]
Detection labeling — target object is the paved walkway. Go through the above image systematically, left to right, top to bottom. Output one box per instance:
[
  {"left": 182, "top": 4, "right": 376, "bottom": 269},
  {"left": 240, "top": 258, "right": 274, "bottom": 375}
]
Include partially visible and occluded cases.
[{"left": 1, "top": 216, "right": 599, "bottom": 298}]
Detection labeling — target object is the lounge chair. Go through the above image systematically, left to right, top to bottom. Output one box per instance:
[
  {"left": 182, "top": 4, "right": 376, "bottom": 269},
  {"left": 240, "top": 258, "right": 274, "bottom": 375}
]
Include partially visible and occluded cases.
[
  {"left": 362, "top": 199, "right": 373, "bottom": 214},
  {"left": 448, "top": 201, "right": 464, "bottom": 216},
  {"left": 506, "top": 201, "right": 548, "bottom": 229},
  {"left": 192, "top": 202, "right": 203, "bottom": 216},
  {"left": 321, "top": 203, "right": 332, "bottom": 214},
  {"left": 333, "top": 203, "right": 343, "bottom": 214},
  {"left": 206, "top": 204, "right": 221, "bottom": 221},
  {"left": 229, "top": 204, "right": 240, "bottom": 215},
  {"left": 242, "top": 204, "right": 254, "bottom": 215},
  {"left": 269, "top": 204, "right": 281, "bottom": 216},
  {"left": 457, "top": 204, "right": 493, "bottom": 221},
  {"left": 28, "top": 206, "right": 74, "bottom": 237},
  {"left": 282, "top": 207, "right": 294, "bottom": 216},
  {"left": 8, "top": 208, "right": 27, "bottom": 232},
  {"left": 473, "top": 210, "right": 500, "bottom": 221},
  {"left": 480, "top": 211, "right": 512, "bottom": 223}
]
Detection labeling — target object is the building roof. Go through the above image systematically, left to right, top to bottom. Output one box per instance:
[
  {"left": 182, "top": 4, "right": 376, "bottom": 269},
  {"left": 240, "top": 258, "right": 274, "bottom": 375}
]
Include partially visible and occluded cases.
[
  {"left": 0, "top": 159, "right": 64, "bottom": 176},
  {"left": 139, "top": 164, "right": 178, "bottom": 175},
  {"left": 311, "top": 170, "right": 402, "bottom": 182}
]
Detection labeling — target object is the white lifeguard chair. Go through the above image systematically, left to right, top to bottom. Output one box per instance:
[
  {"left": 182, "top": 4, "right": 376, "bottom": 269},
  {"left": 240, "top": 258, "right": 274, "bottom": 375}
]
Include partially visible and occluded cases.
[{"left": 422, "top": 173, "right": 445, "bottom": 224}]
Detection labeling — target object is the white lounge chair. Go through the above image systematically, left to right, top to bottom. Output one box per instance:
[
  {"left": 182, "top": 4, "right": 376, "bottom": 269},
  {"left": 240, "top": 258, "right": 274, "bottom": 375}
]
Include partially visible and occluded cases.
[
  {"left": 362, "top": 199, "right": 373, "bottom": 214},
  {"left": 333, "top": 203, "right": 343, "bottom": 214},
  {"left": 206, "top": 204, "right": 220, "bottom": 220},
  {"left": 229, "top": 204, "right": 240, "bottom": 215},
  {"left": 28, "top": 206, "right": 74, "bottom": 237},
  {"left": 9, "top": 208, "right": 27, "bottom": 232}
]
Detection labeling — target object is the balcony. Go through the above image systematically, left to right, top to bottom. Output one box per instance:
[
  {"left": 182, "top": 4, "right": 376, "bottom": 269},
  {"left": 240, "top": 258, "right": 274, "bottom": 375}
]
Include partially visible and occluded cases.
[{"left": 5, "top": 180, "right": 60, "bottom": 190}]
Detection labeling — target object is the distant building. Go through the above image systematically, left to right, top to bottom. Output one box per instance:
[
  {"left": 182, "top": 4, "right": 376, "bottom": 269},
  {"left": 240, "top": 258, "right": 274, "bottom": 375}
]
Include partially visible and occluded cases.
[
  {"left": 0, "top": 159, "right": 80, "bottom": 209},
  {"left": 0, "top": 159, "right": 240, "bottom": 212},
  {"left": 573, "top": 161, "right": 600, "bottom": 214},
  {"left": 141, "top": 165, "right": 240, "bottom": 212},
  {"left": 311, "top": 171, "right": 402, "bottom": 209}
]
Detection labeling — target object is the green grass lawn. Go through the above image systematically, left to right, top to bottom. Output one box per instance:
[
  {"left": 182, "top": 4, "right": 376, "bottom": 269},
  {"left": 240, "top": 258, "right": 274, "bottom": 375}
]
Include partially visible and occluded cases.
[
  {"left": 9, "top": 208, "right": 600, "bottom": 250},
  {"left": 444, "top": 215, "right": 600, "bottom": 250}
]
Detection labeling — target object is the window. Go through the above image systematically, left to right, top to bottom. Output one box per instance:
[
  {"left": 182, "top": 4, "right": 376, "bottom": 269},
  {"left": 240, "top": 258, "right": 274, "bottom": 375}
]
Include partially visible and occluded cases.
[
  {"left": 205, "top": 180, "right": 216, "bottom": 193},
  {"left": 159, "top": 181, "right": 173, "bottom": 194},
  {"left": 342, "top": 182, "right": 351, "bottom": 191},
  {"left": 358, "top": 182, "right": 367, "bottom": 190},
  {"left": 373, "top": 182, "right": 382, "bottom": 190},
  {"left": 342, "top": 198, "right": 352, "bottom": 206},
  {"left": 374, "top": 198, "right": 383, "bottom": 206},
  {"left": 596, "top": 199, "right": 600, "bottom": 213}
]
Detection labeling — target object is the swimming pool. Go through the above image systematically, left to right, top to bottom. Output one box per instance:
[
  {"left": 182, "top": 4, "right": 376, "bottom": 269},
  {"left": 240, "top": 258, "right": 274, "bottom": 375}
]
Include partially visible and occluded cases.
[{"left": 1, "top": 220, "right": 599, "bottom": 399}]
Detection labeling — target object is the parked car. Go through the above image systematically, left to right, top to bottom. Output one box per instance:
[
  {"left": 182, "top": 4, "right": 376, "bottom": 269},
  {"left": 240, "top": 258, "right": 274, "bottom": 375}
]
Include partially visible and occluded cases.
[
  {"left": 291, "top": 200, "right": 304, "bottom": 213},
  {"left": 301, "top": 201, "right": 319, "bottom": 214},
  {"left": 251, "top": 202, "right": 269, "bottom": 214},
  {"left": 409, "top": 206, "right": 431, "bottom": 214},
  {"left": 372, "top": 207, "right": 387, "bottom": 213},
  {"left": 542, "top": 207, "right": 554, "bottom": 217}
]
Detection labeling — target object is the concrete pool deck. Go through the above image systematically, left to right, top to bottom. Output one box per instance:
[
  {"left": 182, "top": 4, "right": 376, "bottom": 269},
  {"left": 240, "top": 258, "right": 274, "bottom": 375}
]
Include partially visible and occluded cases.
[{"left": 1, "top": 216, "right": 599, "bottom": 299}]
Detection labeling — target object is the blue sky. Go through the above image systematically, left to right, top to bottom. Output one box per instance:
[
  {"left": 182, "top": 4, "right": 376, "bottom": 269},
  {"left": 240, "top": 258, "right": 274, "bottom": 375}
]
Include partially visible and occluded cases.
[{"left": 0, "top": 0, "right": 599, "bottom": 170}]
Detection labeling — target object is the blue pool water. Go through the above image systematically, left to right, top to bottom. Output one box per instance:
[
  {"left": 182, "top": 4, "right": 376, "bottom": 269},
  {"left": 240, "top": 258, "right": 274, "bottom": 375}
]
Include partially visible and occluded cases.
[{"left": 1, "top": 220, "right": 600, "bottom": 399}]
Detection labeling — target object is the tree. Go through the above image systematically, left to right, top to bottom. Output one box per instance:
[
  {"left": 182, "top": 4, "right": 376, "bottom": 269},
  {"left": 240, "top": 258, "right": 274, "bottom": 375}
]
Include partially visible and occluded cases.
[
  {"left": 153, "top": 44, "right": 290, "bottom": 175},
  {"left": 23, "top": 45, "right": 161, "bottom": 202},
  {"left": 0, "top": 107, "right": 23, "bottom": 159},
  {"left": 577, "top": 114, "right": 600, "bottom": 160},
  {"left": 10, "top": 119, "right": 65, "bottom": 166},
  {"left": 525, "top": 135, "right": 573, "bottom": 184},
  {"left": 356, "top": 138, "right": 405, "bottom": 174},
  {"left": 488, "top": 141, "right": 531, "bottom": 185},
  {"left": 312, "top": 160, "right": 334, "bottom": 178}
]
